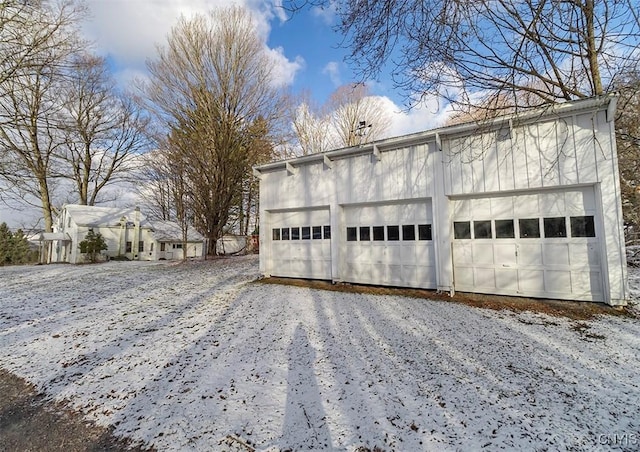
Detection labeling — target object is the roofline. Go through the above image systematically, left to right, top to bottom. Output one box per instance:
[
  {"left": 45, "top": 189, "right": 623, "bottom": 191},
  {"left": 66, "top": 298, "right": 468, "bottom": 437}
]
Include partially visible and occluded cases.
[{"left": 254, "top": 94, "right": 617, "bottom": 174}]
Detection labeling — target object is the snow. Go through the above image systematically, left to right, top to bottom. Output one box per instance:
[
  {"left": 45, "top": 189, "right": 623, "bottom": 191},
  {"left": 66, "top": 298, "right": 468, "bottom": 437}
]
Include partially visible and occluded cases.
[
  {"left": 64, "top": 204, "right": 144, "bottom": 227},
  {"left": 1, "top": 256, "right": 639, "bottom": 451}
]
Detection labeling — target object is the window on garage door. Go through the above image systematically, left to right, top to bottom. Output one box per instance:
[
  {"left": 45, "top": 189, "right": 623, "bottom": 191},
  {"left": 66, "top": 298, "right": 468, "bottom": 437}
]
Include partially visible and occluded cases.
[
  {"left": 570, "top": 216, "right": 595, "bottom": 237},
  {"left": 543, "top": 217, "right": 567, "bottom": 237},
  {"left": 519, "top": 218, "right": 540, "bottom": 238},
  {"left": 495, "top": 219, "right": 515, "bottom": 238},
  {"left": 454, "top": 221, "right": 471, "bottom": 239},
  {"left": 418, "top": 224, "right": 432, "bottom": 240}
]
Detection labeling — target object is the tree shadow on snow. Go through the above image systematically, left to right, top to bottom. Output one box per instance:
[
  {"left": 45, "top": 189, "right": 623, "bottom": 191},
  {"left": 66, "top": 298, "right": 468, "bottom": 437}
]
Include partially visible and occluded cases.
[{"left": 280, "top": 324, "right": 333, "bottom": 450}]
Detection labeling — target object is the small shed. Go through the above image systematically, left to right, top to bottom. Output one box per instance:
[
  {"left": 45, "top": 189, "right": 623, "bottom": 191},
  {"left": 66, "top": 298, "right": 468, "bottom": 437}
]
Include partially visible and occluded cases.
[
  {"left": 254, "top": 96, "right": 628, "bottom": 306},
  {"left": 216, "top": 235, "right": 248, "bottom": 255}
]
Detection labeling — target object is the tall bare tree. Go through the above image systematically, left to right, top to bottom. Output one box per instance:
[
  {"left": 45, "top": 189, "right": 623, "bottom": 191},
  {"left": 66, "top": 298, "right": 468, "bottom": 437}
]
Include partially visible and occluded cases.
[
  {"left": 0, "top": 0, "right": 85, "bottom": 231},
  {"left": 0, "top": 0, "right": 74, "bottom": 86},
  {"left": 287, "top": 0, "right": 640, "bottom": 114},
  {"left": 142, "top": 6, "right": 286, "bottom": 253},
  {"left": 58, "top": 54, "right": 149, "bottom": 206},
  {"left": 615, "top": 71, "right": 640, "bottom": 229},
  {"left": 327, "top": 83, "right": 390, "bottom": 148},
  {"left": 290, "top": 84, "right": 391, "bottom": 154},
  {"left": 289, "top": 90, "right": 332, "bottom": 155},
  {"left": 235, "top": 116, "right": 274, "bottom": 236},
  {"left": 137, "top": 149, "right": 175, "bottom": 221}
]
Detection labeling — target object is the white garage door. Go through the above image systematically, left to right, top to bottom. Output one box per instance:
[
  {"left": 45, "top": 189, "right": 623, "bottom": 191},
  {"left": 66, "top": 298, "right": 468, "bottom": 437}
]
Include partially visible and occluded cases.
[
  {"left": 451, "top": 187, "right": 603, "bottom": 301},
  {"left": 341, "top": 201, "right": 436, "bottom": 289},
  {"left": 268, "top": 208, "right": 331, "bottom": 280}
]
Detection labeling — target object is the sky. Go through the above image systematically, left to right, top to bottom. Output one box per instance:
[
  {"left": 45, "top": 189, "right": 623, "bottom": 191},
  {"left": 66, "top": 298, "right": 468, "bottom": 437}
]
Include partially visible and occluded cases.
[
  {"left": 0, "top": 0, "right": 453, "bottom": 229},
  {"left": 80, "top": 0, "right": 451, "bottom": 134}
]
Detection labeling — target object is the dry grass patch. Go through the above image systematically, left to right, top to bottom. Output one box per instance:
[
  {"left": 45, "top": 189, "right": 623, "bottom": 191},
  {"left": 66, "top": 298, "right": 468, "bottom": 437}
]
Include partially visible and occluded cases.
[{"left": 256, "top": 277, "right": 635, "bottom": 321}]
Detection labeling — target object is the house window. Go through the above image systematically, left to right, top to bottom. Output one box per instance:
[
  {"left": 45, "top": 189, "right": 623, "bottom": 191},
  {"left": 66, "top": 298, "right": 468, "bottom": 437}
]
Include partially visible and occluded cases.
[
  {"left": 570, "top": 216, "right": 595, "bottom": 237},
  {"left": 544, "top": 217, "right": 567, "bottom": 238},
  {"left": 519, "top": 218, "right": 540, "bottom": 238},
  {"left": 495, "top": 219, "right": 515, "bottom": 239},
  {"left": 474, "top": 220, "right": 492, "bottom": 239},
  {"left": 454, "top": 221, "right": 471, "bottom": 239},
  {"left": 418, "top": 224, "right": 432, "bottom": 240},
  {"left": 323, "top": 225, "right": 331, "bottom": 239},
  {"left": 387, "top": 225, "right": 400, "bottom": 241},
  {"left": 402, "top": 225, "right": 415, "bottom": 240},
  {"left": 301, "top": 226, "right": 311, "bottom": 240},
  {"left": 312, "top": 226, "right": 322, "bottom": 239},
  {"left": 359, "top": 226, "right": 371, "bottom": 241},
  {"left": 373, "top": 226, "right": 385, "bottom": 241},
  {"left": 291, "top": 227, "right": 300, "bottom": 240},
  {"left": 347, "top": 227, "right": 357, "bottom": 241},
  {"left": 272, "top": 228, "right": 281, "bottom": 240},
  {"left": 281, "top": 228, "right": 290, "bottom": 240},
  {"left": 126, "top": 241, "right": 132, "bottom": 253},
  {"left": 138, "top": 241, "right": 144, "bottom": 252},
  {"left": 160, "top": 242, "right": 166, "bottom": 251},
  {"left": 150, "top": 243, "right": 154, "bottom": 252},
  {"left": 173, "top": 243, "right": 183, "bottom": 249}
]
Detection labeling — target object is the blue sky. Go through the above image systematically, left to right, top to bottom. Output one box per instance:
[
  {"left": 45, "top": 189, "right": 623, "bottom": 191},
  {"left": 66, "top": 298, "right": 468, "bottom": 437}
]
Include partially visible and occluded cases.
[{"left": 80, "top": 0, "right": 448, "bottom": 131}]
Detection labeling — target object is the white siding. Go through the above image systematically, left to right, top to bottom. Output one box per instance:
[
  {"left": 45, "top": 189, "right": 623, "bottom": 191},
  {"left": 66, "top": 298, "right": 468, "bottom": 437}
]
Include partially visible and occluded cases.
[{"left": 258, "top": 97, "right": 627, "bottom": 305}]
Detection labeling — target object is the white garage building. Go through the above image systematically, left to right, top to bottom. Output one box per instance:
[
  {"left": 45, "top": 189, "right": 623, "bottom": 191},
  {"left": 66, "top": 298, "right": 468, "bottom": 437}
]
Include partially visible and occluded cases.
[{"left": 255, "top": 96, "right": 628, "bottom": 306}]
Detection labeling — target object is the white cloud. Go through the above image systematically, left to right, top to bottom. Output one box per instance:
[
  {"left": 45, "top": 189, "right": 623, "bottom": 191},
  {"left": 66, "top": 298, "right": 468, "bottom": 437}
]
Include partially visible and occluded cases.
[
  {"left": 82, "top": 0, "right": 301, "bottom": 89},
  {"left": 83, "top": 0, "right": 209, "bottom": 66},
  {"left": 263, "top": 0, "right": 289, "bottom": 24},
  {"left": 311, "top": 1, "right": 338, "bottom": 25},
  {"left": 266, "top": 47, "right": 305, "bottom": 87},
  {"left": 322, "top": 61, "right": 341, "bottom": 87},
  {"left": 375, "top": 95, "right": 454, "bottom": 138}
]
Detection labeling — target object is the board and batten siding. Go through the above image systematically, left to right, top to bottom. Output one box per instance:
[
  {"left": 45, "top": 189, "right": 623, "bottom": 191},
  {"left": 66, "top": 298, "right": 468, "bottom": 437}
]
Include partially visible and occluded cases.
[
  {"left": 256, "top": 96, "right": 627, "bottom": 305},
  {"left": 441, "top": 105, "right": 626, "bottom": 304},
  {"left": 442, "top": 111, "right": 611, "bottom": 194}
]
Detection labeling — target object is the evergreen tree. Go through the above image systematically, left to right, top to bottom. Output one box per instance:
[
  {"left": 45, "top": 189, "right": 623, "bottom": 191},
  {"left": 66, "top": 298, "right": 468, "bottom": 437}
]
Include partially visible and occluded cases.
[
  {"left": 0, "top": 223, "right": 12, "bottom": 266},
  {"left": 10, "top": 229, "right": 31, "bottom": 265},
  {"left": 78, "top": 230, "right": 108, "bottom": 263}
]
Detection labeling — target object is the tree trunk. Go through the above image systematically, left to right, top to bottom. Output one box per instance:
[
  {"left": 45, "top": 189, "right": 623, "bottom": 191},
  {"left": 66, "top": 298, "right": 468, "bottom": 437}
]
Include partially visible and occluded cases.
[{"left": 584, "top": 0, "right": 603, "bottom": 96}]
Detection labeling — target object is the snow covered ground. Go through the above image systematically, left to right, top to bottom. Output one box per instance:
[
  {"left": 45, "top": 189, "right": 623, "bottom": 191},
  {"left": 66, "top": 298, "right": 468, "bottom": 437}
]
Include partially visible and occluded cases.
[{"left": 1, "top": 256, "right": 639, "bottom": 451}]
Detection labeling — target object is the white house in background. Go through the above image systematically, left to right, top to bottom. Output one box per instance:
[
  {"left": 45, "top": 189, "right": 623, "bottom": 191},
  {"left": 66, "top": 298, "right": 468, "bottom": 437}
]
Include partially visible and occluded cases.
[
  {"left": 255, "top": 95, "right": 628, "bottom": 306},
  {"left": 49, "top": 205, "right": 206, "bottom": 263}
]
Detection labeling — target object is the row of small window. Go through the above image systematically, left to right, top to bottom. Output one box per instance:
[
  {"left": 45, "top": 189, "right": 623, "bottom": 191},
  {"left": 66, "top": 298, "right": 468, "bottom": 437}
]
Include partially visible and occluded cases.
[
  {"left": 453, "top": 216, "right": 596, "bottom": 240},
  {"left": 347, "top": 224, "right": 433, "bottom": 242},
  {"left": 272, "top": 225, "right": 332, "bottom": 240},
  {"left": 124, "top": 242, "right": 182, "bottom": 252}
]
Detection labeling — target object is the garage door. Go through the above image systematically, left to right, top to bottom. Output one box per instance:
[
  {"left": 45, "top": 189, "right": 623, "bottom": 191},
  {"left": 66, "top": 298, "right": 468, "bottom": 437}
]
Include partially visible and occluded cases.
[
  {"left": 451, "top": 187, "right": 603, "bottom": 301},
  {"left": 341, "top": 201, "right": 436, "bottom": 289},
  {"left": 268, "top": 208, "right": 331, "bottom": 280}
]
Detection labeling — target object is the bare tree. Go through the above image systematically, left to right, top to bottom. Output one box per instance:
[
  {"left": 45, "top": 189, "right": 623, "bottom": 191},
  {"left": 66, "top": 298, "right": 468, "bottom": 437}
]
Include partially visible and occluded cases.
[
  {"left": 0, "top": 0, "right": 85, "bottom": 231},
  {"left": 0, "top": 0, "right": 78, "bottom": 86},
  {"left": 286, "top": 0, "right": 640, "bottom": 114},
  {"left": 142, "top": 6, "right": 286, "bottom": 253},
  {"left": 58, "top": 54, "right": 149, "bottom": 206},
  {"left": 614, "top": 71, "right": 640, "bottom": 229},
  {"left": 327, "top": 83, "right": 390, "bottom": 148},
  {"left": 290, "top": 84, "right": 391, "bottom": 154},
  {"left": 289, "top": 90, "right": 332, "bottom": 155},
  {"left": 235, "top": 116, "right": 274, "bottom": 236},
  {"left": 164, "top": 132, "right": 191, "bottom": 260},
  {"left": 137, "top": 149, "right": 175, "bottom": 221}
]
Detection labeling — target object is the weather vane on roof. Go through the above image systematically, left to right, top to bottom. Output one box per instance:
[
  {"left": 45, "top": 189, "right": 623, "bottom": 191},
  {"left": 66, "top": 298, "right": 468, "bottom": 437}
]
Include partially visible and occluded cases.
[{"left": 352, "top": 120, "right": 372, "bottom": 146}]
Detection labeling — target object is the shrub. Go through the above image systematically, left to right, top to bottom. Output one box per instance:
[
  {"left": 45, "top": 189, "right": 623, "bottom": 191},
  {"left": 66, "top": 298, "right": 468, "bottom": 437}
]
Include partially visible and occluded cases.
[{"left": 78, "top": 230, "right": 108, "bottom": 263}]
